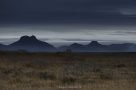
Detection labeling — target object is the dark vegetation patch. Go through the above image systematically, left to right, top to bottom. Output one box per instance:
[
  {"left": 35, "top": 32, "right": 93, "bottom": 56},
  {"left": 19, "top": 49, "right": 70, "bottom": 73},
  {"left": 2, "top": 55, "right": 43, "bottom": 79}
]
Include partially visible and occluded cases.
[
  {"left": 116, "top": 64, "right": 126, "bottom": 68},
  {"left": 39, "top": 72, "right": 56, "bottom": 80},
  {"left": 99, "top": 73, "right": 113, "bottom": 80},
  {"left": 61, "top": 76, "right": 77, "bottom": 84}
]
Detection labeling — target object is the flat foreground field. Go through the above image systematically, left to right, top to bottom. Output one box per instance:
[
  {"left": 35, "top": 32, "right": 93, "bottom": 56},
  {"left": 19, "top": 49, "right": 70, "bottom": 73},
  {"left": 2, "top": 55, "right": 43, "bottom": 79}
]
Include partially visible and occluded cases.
[{"left": 0, "top": 52, "right": 136, "bottom": 90}]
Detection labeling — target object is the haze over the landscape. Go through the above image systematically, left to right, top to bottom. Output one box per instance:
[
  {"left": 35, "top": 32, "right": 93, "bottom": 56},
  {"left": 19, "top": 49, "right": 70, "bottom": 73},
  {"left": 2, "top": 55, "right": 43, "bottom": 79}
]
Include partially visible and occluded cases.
[{"left": 0, "top": 0, "right": 136, "bottom": 46}]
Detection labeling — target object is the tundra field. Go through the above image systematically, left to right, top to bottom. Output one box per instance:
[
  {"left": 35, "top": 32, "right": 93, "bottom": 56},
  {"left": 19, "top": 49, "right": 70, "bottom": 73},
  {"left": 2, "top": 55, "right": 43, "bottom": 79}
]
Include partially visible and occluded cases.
[{"left": 0, "top": 52, "right": 136, "bottom": 90}]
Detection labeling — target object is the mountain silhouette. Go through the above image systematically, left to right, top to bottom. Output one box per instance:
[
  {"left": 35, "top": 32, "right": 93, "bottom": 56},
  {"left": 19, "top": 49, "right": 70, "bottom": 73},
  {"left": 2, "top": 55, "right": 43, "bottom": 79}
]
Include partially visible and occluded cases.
[
  {"left": 8, "top": 35, "right": 56, "bottom": 52},
  {"left": 0, "top": 36, "right": 136, "bottom": 52},
  {"left": 59, "top": 41, "right": 136, "bottom": 52},
  {"left": 87, "top": 41, "right": 102, "bottom": 46},
  {"left": 59, "top": 43, "right": 85, "bottom": 52},
  {"left": 107, "top": 43, "right": 136, "bottom": 52},
  {"left": 0, "top": 44, "right": 7, "bottom": 51},
  {"left": 0, "top": 44, "right": 5, "bottom": 47}
]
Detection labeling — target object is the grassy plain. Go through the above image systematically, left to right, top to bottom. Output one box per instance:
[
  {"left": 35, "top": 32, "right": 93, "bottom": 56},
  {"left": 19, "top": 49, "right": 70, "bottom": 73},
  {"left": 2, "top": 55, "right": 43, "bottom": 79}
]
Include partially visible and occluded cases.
[{"left": 0, "top": 52, "right": 135, "bottom": 90}]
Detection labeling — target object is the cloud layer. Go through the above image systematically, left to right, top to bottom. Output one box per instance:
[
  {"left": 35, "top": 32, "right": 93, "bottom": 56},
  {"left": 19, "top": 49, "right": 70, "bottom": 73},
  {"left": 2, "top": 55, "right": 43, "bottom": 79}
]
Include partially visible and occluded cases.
[
  {"left": 0, "top": 0, "right": 136, "bottom": 25},
  {"left": 0, "top": 26, "right": 136, "bottom": 46}
]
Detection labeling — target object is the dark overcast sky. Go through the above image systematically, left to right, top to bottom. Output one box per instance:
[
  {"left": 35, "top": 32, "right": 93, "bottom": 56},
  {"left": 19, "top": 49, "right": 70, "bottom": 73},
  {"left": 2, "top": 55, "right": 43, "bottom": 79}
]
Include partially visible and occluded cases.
[
  {"left": 0, "top": 0, "right": 136, "bottom": 25},
  {"left": 0, "top": 0, "right": 136, "bottom": 46}
]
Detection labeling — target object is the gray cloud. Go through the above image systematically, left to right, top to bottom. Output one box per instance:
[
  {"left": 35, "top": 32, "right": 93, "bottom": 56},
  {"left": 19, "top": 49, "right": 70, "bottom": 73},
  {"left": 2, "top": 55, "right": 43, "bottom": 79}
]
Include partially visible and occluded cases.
[{"left": 0, "top": 0, "right": 136, "bottom": 25}]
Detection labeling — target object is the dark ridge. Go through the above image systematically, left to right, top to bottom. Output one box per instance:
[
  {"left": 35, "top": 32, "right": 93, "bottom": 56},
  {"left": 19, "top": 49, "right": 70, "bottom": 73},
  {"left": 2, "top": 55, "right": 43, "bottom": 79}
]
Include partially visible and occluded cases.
[
  {"left": 8, "top": 35, "right": 56, "bottom": 52},
  {"left": 19, "top": 35, "right": 37, "bottom": 41},
  {"left": 0, "top": 36, "right": 136, "bottom": 52},
  {"left": 88, "top": 41, "right": 102, "bottom": 46}
]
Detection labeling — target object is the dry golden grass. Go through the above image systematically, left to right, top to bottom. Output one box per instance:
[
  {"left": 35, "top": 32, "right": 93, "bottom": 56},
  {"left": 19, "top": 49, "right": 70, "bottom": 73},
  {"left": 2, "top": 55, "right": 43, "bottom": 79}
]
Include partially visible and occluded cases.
[{"left": 0, "top": 52, "right": 135, "bottom": 90}]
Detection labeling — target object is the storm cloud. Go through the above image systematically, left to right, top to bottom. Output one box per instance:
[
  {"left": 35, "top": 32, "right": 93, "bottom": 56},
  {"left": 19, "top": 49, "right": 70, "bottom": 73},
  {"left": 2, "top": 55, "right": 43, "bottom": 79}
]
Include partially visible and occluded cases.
[{"left": 0, "top": 0, "right": 136, "bottom": 25}]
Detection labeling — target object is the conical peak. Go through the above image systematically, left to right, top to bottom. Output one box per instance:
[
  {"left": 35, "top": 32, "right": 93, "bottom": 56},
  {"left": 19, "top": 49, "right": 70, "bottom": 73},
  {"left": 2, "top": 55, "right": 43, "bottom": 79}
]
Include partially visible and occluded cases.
[
  {"left": 20, "top": 35, "right": 37, "bottom": 41},
  {"left": 30, "top": 35, "right": 37, "bottom": 39},
  {"left": 88, "top": 41, "right": 101, "bottom": 46},
  {"left": 91, "top": 41, "right": 99, "bottom": 44}
]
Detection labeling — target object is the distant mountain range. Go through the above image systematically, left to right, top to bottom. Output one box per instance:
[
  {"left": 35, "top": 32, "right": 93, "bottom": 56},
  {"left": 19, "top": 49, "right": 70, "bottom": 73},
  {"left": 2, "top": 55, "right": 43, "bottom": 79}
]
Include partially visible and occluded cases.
[
  {"left": 0, "top": 35, "right": 136, "bottom": 52},
  {"left": 59, "top": 41, "right": 136, "bottom": 52}
]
